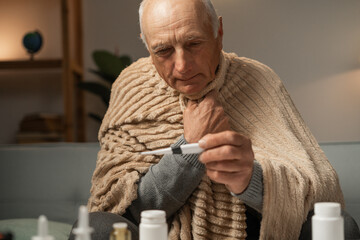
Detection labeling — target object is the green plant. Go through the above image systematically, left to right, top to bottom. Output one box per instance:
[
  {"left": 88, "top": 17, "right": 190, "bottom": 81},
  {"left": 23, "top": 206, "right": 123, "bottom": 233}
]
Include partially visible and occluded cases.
[{"left": 78, "top": 50, "right": 132, "bottom": 122}]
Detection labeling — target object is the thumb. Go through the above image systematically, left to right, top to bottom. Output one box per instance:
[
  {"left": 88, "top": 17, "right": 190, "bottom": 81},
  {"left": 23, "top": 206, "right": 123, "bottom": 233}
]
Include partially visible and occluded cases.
[{"left": 186, "top": 99, "right": 198, "bottom": 109}]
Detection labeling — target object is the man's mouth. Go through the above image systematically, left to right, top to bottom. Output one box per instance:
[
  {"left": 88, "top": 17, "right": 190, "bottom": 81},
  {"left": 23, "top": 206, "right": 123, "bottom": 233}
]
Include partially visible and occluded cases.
[{"left": 177, "top": 74, "right": 199, "bottom": 82}]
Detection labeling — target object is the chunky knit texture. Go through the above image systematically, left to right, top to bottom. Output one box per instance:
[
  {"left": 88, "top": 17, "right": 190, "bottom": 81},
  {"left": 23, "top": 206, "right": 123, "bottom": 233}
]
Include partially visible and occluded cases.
[{"left": 88, "top": 51, "right": 344, "bottom": 239}]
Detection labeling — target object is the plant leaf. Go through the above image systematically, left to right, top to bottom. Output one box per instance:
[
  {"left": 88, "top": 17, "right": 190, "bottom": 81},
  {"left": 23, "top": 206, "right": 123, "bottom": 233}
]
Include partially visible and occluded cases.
[
  {"left": 92, "top": 50, "right": 131, "bottom": 78},
  {"left": 119, "top": 55, "right": 132, "bottom": 68},
  {"left": 89, "top": 69, "right": 116, "bottom": 84},
  {"left": 78, "top": 82, "right": 110, "bottom": 106},
  {"left": 88, "top": 112, "right": 103, "bottom": 123}
]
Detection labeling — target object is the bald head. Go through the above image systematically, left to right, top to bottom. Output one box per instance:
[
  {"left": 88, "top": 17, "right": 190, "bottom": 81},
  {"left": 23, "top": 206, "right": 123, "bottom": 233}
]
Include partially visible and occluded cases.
[
  {"left": 137, "top": 0, "right": 223, "bottom": 95},
  {"left": 139, "top": 0, "right": 219, "bottom": 47}
]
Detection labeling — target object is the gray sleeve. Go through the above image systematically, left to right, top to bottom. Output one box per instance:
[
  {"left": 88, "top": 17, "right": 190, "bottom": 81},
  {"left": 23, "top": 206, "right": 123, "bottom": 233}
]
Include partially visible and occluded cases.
[
  {"left": 128, "top": 135, "right": 205, "bottom": 223},
  {"left": 230, "top": 160, "right": 263, "bottom": 213}
]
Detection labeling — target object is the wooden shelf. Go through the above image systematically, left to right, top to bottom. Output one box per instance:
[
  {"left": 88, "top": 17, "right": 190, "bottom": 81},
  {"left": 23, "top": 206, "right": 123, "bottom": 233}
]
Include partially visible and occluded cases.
[
  {"left": 1, "top": 0, "right": 85, "bottom": 143},
  {"left": 0, "top": 59, "right": 62, "bottom": 69}
]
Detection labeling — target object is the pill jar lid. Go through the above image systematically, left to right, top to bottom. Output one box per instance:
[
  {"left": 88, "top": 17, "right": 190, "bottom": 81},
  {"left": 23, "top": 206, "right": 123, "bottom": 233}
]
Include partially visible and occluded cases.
[
  {"left": 314, "top": 202, "right": 341, "bottom": 218},
  {"left": 141, "top": 210, "right": 166, "bottom": 224},
  {"left": 113, "top": 222, "right": 128, "bottom": 229}
]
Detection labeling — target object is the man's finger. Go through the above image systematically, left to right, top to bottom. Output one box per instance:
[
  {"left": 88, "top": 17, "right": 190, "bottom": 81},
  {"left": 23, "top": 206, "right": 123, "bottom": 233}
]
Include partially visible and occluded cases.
[
  {"left": 199, "top": 131, "right": 249, "bottom": 149},
  {"left": 199, "top": 145, "right": 252, "bottom": 163},
  {"left": 205, "top": 160, "right": 242, "bottom": 172},
  {"left": 206, "top": 169, "right": 251, "bottom": 191}
]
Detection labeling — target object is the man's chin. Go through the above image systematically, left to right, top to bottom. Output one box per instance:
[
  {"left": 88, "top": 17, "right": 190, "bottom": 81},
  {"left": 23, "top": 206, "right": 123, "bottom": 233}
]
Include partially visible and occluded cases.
[
  {"left": 175, "top": 80, "right": 209, "bottom": 95},
  {"left": 178, "top": 85, "right": 203, "bottom": 95}
]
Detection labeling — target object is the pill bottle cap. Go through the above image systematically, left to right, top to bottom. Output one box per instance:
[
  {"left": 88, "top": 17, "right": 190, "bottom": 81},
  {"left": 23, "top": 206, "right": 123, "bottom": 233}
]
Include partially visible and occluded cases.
[
  {"left": 314, "top": 202, "right": 341, "bottom": 218},
  {"left": 141, "top": 210, "right": 166, "bottom": 224},
  {"left": 113, "top": 222, "right": 128, "bottom": 229}
]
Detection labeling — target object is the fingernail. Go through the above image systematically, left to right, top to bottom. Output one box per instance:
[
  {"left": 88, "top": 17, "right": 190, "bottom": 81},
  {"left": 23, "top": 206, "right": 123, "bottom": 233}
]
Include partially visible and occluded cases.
[{"left": 198, "top": 139, "right": 206, "bottom": 148}]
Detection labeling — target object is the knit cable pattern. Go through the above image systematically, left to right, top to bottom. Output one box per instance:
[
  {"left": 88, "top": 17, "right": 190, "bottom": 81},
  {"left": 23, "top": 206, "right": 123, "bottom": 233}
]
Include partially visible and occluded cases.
[{"left": 88, "top": 51, "right": 344, "bottom": 239}]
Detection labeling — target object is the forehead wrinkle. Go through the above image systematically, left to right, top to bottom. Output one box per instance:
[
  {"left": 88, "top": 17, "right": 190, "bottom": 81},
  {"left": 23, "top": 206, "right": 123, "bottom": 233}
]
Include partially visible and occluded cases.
[
  {"left": 148, "top": 10, "right": 203, "bottom": 33},
  {"left": 148, "top": 16, "right": 208, "bottom": 45},
  {"left": 150, "top": 29, "right": 206, "bottom": 52}
]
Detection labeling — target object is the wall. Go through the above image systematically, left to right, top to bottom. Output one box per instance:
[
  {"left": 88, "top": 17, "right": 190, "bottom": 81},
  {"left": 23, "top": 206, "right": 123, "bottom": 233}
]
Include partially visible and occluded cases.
[
  {"left": 0, "top": 0, "right": 63, "bottom": 144},
  {"left": 0, "top": 0, "right": 62, "bottom": 60},
  {"left": 82, "top": 0, "right": 147, "bottom": 141},
  {"left": 83, "top": 0, "right": 360, "bottom": 143},
  {"left": 212, "top": 0, "right": 360, "bottom": 143}
]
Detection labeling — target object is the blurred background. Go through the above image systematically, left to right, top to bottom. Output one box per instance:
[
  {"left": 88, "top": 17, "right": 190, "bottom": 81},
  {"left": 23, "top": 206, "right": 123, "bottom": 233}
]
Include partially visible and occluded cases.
[{"left": 0, "top": 0, "right": 359, "bottom": 144}]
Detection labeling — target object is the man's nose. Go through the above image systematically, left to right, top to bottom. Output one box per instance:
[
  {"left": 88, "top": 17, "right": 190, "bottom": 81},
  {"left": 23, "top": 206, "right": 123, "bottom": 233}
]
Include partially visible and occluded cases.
[{"left": 174, "top": 49, "right": 191, "bottom": 74}]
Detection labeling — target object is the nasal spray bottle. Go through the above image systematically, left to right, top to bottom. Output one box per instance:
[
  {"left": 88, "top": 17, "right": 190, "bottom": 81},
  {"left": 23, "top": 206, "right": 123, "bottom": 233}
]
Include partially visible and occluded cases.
[
  {"left": 312, "top": 202, "right": 344, "bottom": 240},
  {"left": 72, "top": 205, "right": 94, "bottom": 240},
  {"left": 139, "top": 210, "right": 168, "bottom": 240},
  {"left": 31, "top": 215, "right": 54, "bottom": 240}
]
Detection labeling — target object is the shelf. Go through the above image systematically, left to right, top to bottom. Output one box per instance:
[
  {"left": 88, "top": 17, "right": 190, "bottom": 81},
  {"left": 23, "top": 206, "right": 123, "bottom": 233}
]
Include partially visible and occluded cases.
[
  {"left": 1, "top": 0, "right": 85, "bottom": 143},
  {"left": 0, "top": 59, "right": 62, "bottom": 70}
]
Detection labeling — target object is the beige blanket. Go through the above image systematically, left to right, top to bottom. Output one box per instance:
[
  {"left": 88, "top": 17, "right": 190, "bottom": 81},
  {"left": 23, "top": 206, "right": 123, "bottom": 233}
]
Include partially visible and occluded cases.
[{"left": 88, "top": 51, "right": 344, "bottom": 239}]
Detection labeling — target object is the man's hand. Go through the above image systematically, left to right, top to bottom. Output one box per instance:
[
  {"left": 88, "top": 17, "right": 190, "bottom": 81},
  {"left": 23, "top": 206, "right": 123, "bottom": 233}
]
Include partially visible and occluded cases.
[
  {"left": 183, "top": 91, "right": 230, "bottom": 143},
  {"left": 183, "top": 91, "right": 254, "bottom": 194},
  {"left": 199, "top": 131, "right": 254, "bottom": 194}
]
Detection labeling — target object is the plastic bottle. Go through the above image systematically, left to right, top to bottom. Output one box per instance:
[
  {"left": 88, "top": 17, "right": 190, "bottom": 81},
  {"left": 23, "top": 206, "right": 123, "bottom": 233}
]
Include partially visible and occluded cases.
[
  {"left": 312, "top": 202, "right": 344, "bottom": 240},
  {"left": 72, "top": 205, "right": 94, "bottom": 240},
  {"left": 139, "top": 210, "right": 168, "bottom": 240},
  {"left": 31, "top": 215, "right": 54, "bottom": 240},
  {"left": 109, "top": 222, "right": 131, "bottom": 240}
]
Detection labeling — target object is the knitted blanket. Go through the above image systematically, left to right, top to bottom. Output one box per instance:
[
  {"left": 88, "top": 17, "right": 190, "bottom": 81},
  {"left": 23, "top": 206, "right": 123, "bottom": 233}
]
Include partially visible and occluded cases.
[{"left": 88, "top": 51, "right": 344, "bottom": 239}]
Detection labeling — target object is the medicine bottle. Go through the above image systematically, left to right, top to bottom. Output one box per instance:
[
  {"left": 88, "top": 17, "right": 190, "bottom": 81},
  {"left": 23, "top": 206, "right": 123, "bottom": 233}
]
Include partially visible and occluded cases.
[
  {"left": 312, "top": 202, "right": 344, "bottom": 240},
  {"left": 140, "top": 210, "right": 168, "bottom": 240},
  {"left": 32, "top": 215, "right": 54, "bottom": 240},
  {"left": 109, "top": 222, "right": 131, "bottom": 240}
]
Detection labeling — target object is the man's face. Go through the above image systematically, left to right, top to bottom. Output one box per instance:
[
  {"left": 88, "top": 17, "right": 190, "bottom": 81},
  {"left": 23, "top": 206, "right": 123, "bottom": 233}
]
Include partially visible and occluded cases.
[{"left": 142, "top": 0, "right": 223, "bottom": 95}]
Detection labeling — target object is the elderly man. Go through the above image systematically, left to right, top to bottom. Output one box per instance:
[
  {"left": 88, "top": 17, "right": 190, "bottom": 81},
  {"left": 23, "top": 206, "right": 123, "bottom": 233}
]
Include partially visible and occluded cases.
[{"left": 70, "top": 0, "right": 360, "bottom": 239}]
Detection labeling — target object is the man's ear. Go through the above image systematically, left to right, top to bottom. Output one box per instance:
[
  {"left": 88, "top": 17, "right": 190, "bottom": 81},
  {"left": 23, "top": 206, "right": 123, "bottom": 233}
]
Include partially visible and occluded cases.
[
  {"left": 217, "top": 16, "right": 224, "bottom": 49},
  {"left": 218, "top": 16, "right": 224, "bottom": 38}
]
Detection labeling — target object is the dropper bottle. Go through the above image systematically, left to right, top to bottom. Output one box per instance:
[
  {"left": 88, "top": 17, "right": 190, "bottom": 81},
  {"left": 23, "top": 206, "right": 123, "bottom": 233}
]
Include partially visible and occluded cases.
[
  {"left": 72, "top": 205, "right": 94, "bottom": 240},
  {"left": 31, "top": 215, "right": 54, "bottom": 240}
]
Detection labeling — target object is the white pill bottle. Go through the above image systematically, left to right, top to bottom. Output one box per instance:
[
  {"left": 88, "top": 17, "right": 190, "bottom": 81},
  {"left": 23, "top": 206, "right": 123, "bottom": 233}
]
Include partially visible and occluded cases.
[
  {"left": 312, "top": 202, "right": 344, "bottom": 240},
  {"left": 140, "top": 210, "right": 168, "bottom": 240}
]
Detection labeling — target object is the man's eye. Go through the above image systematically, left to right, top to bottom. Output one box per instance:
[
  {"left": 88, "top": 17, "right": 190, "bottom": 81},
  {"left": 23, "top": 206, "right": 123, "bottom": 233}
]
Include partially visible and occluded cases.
[
  {"left": 188, "top": 42, "right": 201, "bottom": 47},
  {"left": 155, "top": 48, "right": 171, "bottom": 56}
]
